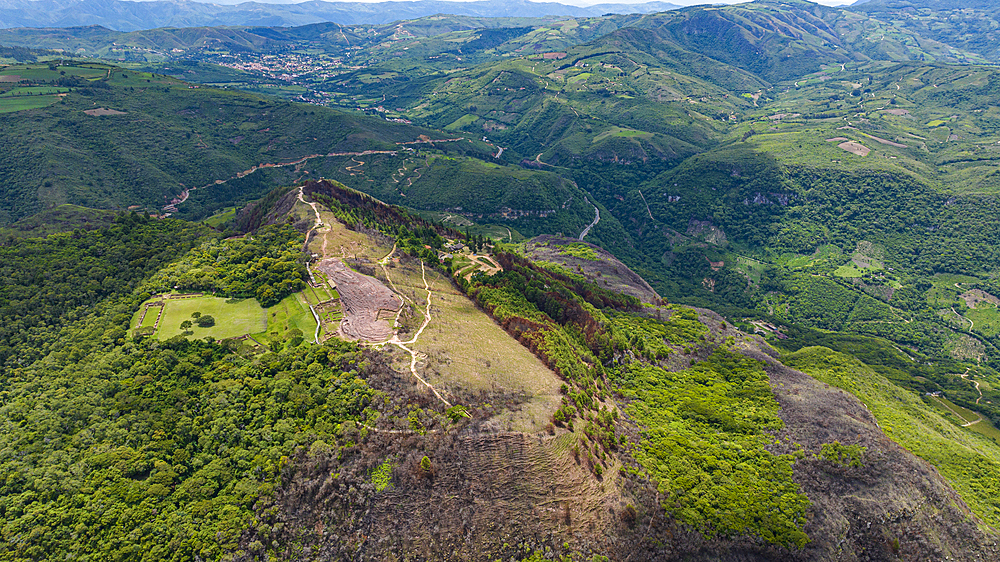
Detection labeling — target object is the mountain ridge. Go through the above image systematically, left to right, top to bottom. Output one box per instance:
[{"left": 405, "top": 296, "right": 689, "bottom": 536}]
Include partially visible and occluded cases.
[{"left": 0, "top": 0, "right": 681, "bottom": 31}]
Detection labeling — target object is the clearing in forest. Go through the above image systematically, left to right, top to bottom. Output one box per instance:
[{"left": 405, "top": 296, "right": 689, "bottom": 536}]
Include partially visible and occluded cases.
[
  {"left": 83, "top": 108, "right": 127, "bottom": 116},
  {"left": 837, "top": 141, "right": 870, "bottom": 156},
  {"left": 296, "top": 188, "right": 563, "bottom": 432},
  {"left": 960, "top": 289, "right": 1000, "bottom": 309},
  {"left": 256, "top": 291, "right": 323, "bottom": 345},
  {"left": 132, "top": 294, "right": 267, "bottom": 340}
]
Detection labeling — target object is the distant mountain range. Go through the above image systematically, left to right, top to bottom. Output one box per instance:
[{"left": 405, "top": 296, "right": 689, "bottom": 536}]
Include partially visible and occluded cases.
[
  {"left": 0, "top": 0, "right": 681, "bottom": 31},
  {"left": 851, "top": 0, "right": 995, "bottom": 7}
]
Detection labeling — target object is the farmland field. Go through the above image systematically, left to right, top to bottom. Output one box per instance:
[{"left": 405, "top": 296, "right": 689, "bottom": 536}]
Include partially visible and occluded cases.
[{"left": 0, "top": 94, "right": 59, "bottom": 113}]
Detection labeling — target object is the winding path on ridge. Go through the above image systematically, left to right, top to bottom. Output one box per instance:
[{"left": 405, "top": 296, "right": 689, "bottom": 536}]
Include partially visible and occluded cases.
[
  {"left": 299, "top": 187, "right": 450, "bottom": 407},
  {"left": 381, "top": 260, "right": 451, "bottom": 408},
  {"left": 951, "top": 306, "right": 974, "bottom": 331},
  {"left": 935, "top": 368, "right": 985, "bottom": 428}
]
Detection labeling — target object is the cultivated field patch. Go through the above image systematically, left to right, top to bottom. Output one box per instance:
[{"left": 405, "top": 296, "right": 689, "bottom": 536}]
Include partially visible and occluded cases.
[
  {"left": 0, "top": 95, "right": 60, "bottom": 113},
  {"left": 960, "top": 289, "right": 1000, "bottom": 309}
]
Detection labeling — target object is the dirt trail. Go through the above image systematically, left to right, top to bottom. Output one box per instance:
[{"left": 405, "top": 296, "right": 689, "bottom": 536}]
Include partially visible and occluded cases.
[
  {"left": 162, "top": 149, "right": 398, "bottom": 215},
  {"left": 534, "top": 153, "right": 554, "bottom": 167},
  {"left": 346, "top": 157, "right": 364, "bottom": 173},
  {"left": 299, "top": 186, "right": 324, "bottom": 279},
  {"left": 298, "top": 187, "right": 450, "bottom": 407},
  {"left": 637, "top": 189, "right": 653, "bottom": 219},
  {"left": 460, "top": 254, "right": 502, "bottom": 281},
  {"left": 386, "top": 262, "right": 452, "bottom": 408},
  {"left": 951, "top": 306, "right": 973, "bottom": 331},
  {"left": 960, "top": 368, "right": 984, "bottom": 407},
  {"left": 933, "top": 369, "right": 985, "bottom": 427}
]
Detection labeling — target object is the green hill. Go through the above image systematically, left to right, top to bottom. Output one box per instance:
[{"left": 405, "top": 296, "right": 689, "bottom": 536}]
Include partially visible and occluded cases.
[
  {"left": 6, "top": 4, "right": 1000, "bottom": 558},
  {"left": 1, "top": 183, "right": 997, "bottom": 560}
]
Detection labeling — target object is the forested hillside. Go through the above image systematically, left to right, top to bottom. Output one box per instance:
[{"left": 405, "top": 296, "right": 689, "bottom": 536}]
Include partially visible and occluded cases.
[
  {"left": 6, "top": 0, "right": 1000, "bottom": 559},
  {"left": 3, "top": 183, "right": 997, "bottom": 560}
]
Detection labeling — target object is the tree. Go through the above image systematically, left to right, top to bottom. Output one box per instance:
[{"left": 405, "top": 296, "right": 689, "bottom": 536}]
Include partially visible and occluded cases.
[
  {"left": 195, "top": 315, "right": 215, "bottom": 327},
  {"left": 180, "top": 320, "right": 192, "bottom": 330},
  {"left": 419, "top": 456, "right": 433, "bottom": 476}
]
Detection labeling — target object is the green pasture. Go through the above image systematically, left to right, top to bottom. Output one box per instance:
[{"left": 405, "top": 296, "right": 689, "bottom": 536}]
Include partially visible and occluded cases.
[
  {"left": 0, "top": 64, "right": 107, "bottom": 81},
  {"left": 0, "top": 86, "right": 70, "bottom": 97},
  {"left": 0, "top": 94, "right": 60, "bottom": 113},
  {"left": 445, "top": 114, "right": 478, "bottom": 130},
  {"left": 593, "top": 126, "right": 652, "bottom": 143},
  {"left": 203, "top": 207, "right": 236, "bottom": 228},
  {"left": 780, "top": 244, "right": 842, "bottom": 269},
  {"left": 729, "top": 254, "right": 768, "bottom": 283},
  {"left": 834, "top": 263, "right": 865, "bottom": 278},
  {"left": 926, "top": 273, "right": 980, "bottom": 306},
  {"left": 255, "top": 291, "right": 319, "bottom": 344},
  {"left": 134, "top": 295, "right": 267, "bottom": 340},
  {"left": 966, "top": 304, "right": 1000, "bottom": 337},
  {"left": 138, "top": 306, "right": 160, "bottom": 329},
  {"left": 928, "top": 394, "right": 1000, "bottom": 442},
  {"left": 928, "top": 394, "right": 979, "bottom": 425}
]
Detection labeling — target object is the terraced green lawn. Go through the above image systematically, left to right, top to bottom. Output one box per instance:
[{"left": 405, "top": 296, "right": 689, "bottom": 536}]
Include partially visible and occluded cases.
[{"left": 254, "top": 291, "right": 319, "bottom": 344}]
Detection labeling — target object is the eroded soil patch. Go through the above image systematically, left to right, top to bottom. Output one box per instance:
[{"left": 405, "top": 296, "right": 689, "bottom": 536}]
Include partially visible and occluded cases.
[
  {"left": 83, "top": 108, "right": 127, "bottom": 116},
  {"left": 837, "top": 141, "right": 870, "bottom": 156}
]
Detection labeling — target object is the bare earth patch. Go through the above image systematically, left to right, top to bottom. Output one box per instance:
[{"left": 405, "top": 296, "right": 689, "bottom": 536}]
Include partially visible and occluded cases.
[
  {"left": 0, "top": 75, "right": 20, "bottom": 83},
  {"left": 84, "top": 108, "right": 127, "bottom": 116},
  {"left": 884, "top": 108, "right": 910, "bottom": 116},
  {"left": 865, "top": 133, "right": 907, "bottom": 148},
  {"left": 825, "top": 137, "right": 850, "bottom": 142},
  {"left": 838, "top": 141, "right": 870, "bottom": 156},
  {"left": 316, "top": 257, "right": 400, "bottom": 342},
  {"left": 961, "top": 289, "right": 1000, "bottom": 309}
]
